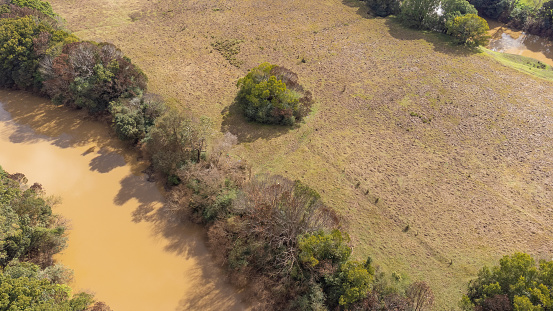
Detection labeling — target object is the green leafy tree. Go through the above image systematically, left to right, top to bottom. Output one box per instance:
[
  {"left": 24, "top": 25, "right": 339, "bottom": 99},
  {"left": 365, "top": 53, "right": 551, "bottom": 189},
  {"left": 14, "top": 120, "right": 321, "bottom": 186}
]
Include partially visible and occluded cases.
[
  {"left": 9, "top": 0, "right": 56, "bottom": 17},
  {"left": 399, "top": 0, "right": 440, "bottom": 29},
  {"left": 436, "top": 0, "right": 478, "bottom": 31},
  {"left": 471, "top": 0, "right": 509, "bottom": 18},
  {"left": 446, "top": 13, "right": 490, "bottom": 46},
  {"left": 0, "top": 14, "right": 74, "bottom": 89},
  {"left": 42, "top": 42, "right": 147, "bottom": 113},
  {"left": 236, "top": 63, "right": 312, "bottom": 125},
  {"left": 109, "top": 94, "right": 165, "bottom": 143},
  {"left": 0, "top": 168, "right": 66, "bottom": 268},
  {"left": 298, "top": 230, "right": 352, "bottom": 268},
  {"left": 464, "top": 252, "right": 553, "bottom": 310},
  {"left": 326, "top": 260, "right": 374, "bottom": 307},
  {"left": 0, "top": 270, "right": 93, "bottom": 311}
]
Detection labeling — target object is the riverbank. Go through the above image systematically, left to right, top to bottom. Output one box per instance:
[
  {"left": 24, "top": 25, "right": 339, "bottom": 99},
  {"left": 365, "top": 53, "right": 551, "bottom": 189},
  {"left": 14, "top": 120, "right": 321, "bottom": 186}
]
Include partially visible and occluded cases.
[
  {"left": 487, "top": 19, "right": 553, "bottom": 68},
  {"left": 0, "top": 89, "right": 250, "bottom": 311}
]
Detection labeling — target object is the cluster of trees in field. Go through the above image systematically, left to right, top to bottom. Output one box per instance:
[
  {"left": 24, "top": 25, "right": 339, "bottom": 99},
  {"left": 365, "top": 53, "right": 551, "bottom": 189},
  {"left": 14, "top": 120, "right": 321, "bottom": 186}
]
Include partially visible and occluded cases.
[
  {"left": 0, "top": 0, "right": 147, "bottom": 112},
  {"left": 365, "top": 0, "right": 490, "bottom": 46},
  {"left": 236, "top": 63, "right": 313, "bottom": 125},
  {"left": 0, "top": 166, "right": 109, "bottom": 310},
  {"left": 461, "top": 252, "right": 553, "bottom": 310}
]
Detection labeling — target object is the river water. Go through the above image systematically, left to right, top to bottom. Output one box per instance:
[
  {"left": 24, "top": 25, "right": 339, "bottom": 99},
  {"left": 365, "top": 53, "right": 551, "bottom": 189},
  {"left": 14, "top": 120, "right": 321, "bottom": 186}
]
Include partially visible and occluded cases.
[
  {"left": 487, "top": 19, "right": 553, "bottom": 67},
  {"left": 0, "top": 90, "right": 248, "bottom": 311}
]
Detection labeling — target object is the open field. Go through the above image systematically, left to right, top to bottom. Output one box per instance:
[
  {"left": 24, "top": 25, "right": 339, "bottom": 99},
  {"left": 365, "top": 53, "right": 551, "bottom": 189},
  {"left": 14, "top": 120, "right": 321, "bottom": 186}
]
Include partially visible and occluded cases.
[{"left": 48, "top": 0, "right": 553, "bottom": 308}]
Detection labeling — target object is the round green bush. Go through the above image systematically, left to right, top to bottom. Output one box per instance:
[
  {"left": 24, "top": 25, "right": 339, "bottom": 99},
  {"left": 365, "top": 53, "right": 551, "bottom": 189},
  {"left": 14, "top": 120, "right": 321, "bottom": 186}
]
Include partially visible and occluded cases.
[{"left": 236, "top": 62, "right": 313, "bottom": 125}]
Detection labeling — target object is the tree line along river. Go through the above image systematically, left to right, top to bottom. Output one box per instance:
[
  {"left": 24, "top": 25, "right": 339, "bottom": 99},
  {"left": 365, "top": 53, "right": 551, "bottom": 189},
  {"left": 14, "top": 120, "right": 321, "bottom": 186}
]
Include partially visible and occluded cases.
[{"left": 0, "top": 89, "right": 249, "bottom": 311}]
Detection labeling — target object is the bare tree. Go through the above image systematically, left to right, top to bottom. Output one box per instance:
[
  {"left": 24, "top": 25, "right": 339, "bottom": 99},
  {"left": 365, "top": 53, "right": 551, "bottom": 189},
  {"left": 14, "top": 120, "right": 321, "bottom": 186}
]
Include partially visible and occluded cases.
[
  {"left": 232, "top": 175, "right": 339, "bottom": 275},
  {"left": 406, "top": 281, "right": 435, "bottom": 311}
]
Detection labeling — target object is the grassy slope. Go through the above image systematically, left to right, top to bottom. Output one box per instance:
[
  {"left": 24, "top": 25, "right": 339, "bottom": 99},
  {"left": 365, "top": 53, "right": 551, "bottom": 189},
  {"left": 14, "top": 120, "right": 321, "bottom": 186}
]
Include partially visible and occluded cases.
[{"left": 49, "top": 0, "right": 553, "bottom": 308}]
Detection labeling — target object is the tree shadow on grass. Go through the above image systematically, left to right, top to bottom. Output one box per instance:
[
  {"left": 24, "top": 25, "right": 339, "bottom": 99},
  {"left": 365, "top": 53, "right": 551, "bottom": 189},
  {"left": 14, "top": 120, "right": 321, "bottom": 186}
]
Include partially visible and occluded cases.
[
  {"left": 342, "top": 0, "right": 375, "bottom": 19},
  {"left": 383, "top": 17, "right": 477, "bottom": 56},
  {"left": 220, "top": 101, "right": 297, "bottom": 144}
]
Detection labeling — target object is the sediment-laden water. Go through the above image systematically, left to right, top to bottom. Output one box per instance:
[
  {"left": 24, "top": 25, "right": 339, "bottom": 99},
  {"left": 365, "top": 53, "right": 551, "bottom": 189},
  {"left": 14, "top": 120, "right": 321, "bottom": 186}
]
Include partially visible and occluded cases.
[
  {"left": 488, "top": 19, "right": 553, "bottom": 67},
  {"left": 0, "top": 90, "right": 248, "bottom": 311}
]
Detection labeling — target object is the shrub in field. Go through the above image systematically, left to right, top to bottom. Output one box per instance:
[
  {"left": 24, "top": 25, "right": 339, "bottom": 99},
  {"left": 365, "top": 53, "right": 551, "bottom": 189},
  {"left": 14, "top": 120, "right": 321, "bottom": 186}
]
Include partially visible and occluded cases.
[
  {"left": 446, "top": 13, "right": 490, "bottom": 46},
  {"left": 236, "top": 63, "right": 313, "bottom": 125},
  {"left": 325, "top": 260, "right": 374, "bottom": 307}
]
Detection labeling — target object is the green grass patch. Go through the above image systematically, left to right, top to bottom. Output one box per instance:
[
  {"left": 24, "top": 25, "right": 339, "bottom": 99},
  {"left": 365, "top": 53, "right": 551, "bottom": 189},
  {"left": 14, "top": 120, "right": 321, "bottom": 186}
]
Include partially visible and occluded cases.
[
  {"left": 211, "top": 38, "right": 244, "bottom": 68},
  {"left": 482, "top": 47, "right": 553, "bottom": 81}
]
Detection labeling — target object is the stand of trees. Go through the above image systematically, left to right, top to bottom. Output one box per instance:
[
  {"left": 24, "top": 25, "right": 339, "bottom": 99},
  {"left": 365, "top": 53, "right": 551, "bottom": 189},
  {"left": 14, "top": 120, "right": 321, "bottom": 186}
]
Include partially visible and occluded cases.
[
  {"left": 364, "top": 0, "right": 490, "bottom": 46},
  {"left": 471, "top": 0, "right": 553, "bottom": 39},
  {"left": 236, "top": 63, "right": 314, "bottom": 125},
  {"left": 164, "top": 135, "right": 435, "bottom": 310},
  {"left": 0, "top": 166, "right": 110, "bottom": 310}
]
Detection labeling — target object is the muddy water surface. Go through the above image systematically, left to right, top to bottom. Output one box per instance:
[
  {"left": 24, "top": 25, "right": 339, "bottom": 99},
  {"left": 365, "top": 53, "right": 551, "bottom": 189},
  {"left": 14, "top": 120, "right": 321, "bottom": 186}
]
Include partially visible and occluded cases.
[
  {"left": 488, "top": 19, "right": 553, "bottom": 67},
  {"left": 0, "top": 90, "right": 248, "bottom": 311}
]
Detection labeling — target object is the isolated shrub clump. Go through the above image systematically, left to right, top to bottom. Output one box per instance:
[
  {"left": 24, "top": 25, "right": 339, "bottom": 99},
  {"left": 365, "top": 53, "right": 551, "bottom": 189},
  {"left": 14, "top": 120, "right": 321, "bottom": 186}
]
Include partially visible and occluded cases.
[{"left": 236, "top": 62, "right": 313, "bottom": 125}]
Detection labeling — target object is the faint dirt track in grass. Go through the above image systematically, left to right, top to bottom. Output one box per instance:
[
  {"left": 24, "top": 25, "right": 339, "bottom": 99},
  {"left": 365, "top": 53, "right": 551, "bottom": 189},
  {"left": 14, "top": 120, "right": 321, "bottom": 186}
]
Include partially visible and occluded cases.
[{"left": 50, "top": 0, "right": 553, "bottom": 308}]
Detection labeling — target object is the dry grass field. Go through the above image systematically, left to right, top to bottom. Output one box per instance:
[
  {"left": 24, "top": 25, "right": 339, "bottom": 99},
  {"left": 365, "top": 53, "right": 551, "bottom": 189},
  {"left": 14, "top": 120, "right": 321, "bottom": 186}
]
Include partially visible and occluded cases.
[{"left": 48, "top": 0, "right": 553, "bottom": 308}]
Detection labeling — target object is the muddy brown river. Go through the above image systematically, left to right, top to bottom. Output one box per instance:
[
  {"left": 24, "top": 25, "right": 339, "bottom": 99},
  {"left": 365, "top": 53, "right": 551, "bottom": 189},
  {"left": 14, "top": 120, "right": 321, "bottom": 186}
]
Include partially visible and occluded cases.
[
  {"left": 488, "top": 19, "right": 553, "bottom": 67},
  {"left": 0, "top": 90, "right": 248, "bottom": 311}
]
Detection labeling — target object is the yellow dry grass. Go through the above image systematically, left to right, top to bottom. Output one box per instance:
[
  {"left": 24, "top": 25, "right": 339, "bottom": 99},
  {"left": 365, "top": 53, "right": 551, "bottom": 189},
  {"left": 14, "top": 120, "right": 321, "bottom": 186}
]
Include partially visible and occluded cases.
[{"left": 49, "top": 0, "right": 553, "bottom": 308}]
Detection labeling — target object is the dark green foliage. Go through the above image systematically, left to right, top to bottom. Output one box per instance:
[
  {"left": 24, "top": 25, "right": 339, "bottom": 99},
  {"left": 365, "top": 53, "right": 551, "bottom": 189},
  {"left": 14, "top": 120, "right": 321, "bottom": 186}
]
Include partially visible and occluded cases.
[
  {"left": 10, "top": 0, "right": 55, "bottom": 17},
  {"left": 366, "top": 0, "right": 401, "bottom": 17},
  {"left": 399, "top": 0, "right": 440, "bottom": 29},
  {"left": 437, "top": 0, "right": 478, "bottom": 31},
  {"left": 471, "top": 0, "right": 509, "bottom": 18},
  {"left": 446, "top": 13, "right": 490, "bottom": 46},
  {"left": 0, "top": 15, "right": 73, "bottom": 89},
  {"left": 236, "top": 63, "right": 313, "bottom": 125},
  {"left": 109, "top": 94, "right": 166, "bottom": 142},
  {"left": 0, "top": 168, "right": 66, "bottom": 268},
  {"left": 298, "top": 230, "right": 352, "bottom": 268},
  {"left": 463, "top": 252, "right": 553, "bottom": 310},
  {"left": 325, "top": 260, "right": 374, "bottom": 307},
  {"left": 0, "top": 269, "right": 93, "bottom": 311}
]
